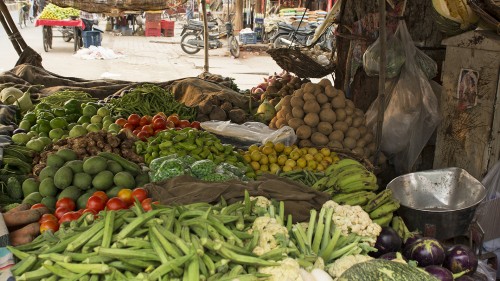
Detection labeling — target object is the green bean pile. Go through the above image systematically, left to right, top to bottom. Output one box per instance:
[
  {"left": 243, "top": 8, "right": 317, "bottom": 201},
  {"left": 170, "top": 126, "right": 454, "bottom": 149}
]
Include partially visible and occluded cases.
[
  {"left": 107, "top": 84, "right": 197, "bottom": 121},
  {"left": 39, "top": 90, "right": 97, "bottom": 107}
]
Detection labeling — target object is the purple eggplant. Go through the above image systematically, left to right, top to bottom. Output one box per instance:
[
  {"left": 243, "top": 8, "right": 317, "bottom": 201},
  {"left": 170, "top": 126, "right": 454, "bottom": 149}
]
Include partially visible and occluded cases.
[
  {"left": 371, "top": 227, "right": 402, "bottom": 258},
  {"left": 403, "top": 233, "right": 423, "bottom": 249},
  {"left": 406, "top": 237, "right": 445, "bottom": 267},
  {"left": 443, "top": 245, "right": 478, "bottom": 274},
  {"left": 379, "top": 252, "right": 408, "bottom": 261},
  {"left": 425, "top": 265, "right": 454, "bottom": 281}
]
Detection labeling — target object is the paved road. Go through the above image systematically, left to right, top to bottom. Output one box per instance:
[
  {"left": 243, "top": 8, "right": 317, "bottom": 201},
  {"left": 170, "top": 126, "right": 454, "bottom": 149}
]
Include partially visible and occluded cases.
[{"left": 0, "top": 13, "right": 279, "bottom": 90}]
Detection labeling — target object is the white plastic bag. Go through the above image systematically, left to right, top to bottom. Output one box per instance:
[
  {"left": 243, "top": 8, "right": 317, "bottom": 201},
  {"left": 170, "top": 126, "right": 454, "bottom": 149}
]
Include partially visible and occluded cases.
[
  {"left": 365, "top": 21, "right": 440, "bottom": 173},
  {"left": 363, "top": 32, "right": 406, "bottom": 79},
  {"left": 201, "top": 121, "right": 297, "bottom": 146},
  {"left": 482, "top": 160, "right": 500, "bottom": 201},
  {"left": 476, "top": 259, "right": 497, "bottom": 281}
]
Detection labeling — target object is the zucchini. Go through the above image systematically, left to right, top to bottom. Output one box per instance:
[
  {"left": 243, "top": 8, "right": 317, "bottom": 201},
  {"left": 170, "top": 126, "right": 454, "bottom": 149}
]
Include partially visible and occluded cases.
[{"left": 338, "top": 259, "right": 439, "bottom": 281}]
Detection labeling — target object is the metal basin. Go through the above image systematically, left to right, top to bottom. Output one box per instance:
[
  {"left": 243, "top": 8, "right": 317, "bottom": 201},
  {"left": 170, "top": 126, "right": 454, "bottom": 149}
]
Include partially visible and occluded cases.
[{"left": 387, "top": 167, "right": 486, "bottom": 240}]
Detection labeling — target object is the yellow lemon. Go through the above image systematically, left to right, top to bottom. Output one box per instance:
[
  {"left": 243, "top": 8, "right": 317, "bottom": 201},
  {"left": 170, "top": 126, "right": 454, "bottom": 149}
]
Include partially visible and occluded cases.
[
  {"left": 264, "top": 141, "right": 274, "bottom": 148},
  {"left": 274, "top": 142, "right": 285, "bottom": 153},
  {"left": 249, "top": 144, "right": 259, "bottom": 152},
  {"left": 291, "top": 144, "right": 298, "bottom": 150},
  {"left": 262, "top": 146, "right": 274, "bottom": 155},
  {"left": 283, "top": 146, "right": 293, "bottom": 155},
  {"left": 308, "top": 147, "right": 318, "bottom": 155},
  {"left": 300, "top": 148, "right": 308, "bottom": 155},
  {"left": 320, "top": 148, "right": 331, "bottom": 156},
  {"left": 290, "top": 149, "right": 301, "bottom": 160},
  {"left": 250, "top": 151, "right": 262, "bottom": 162},
  {"left": 268, "top": 153, "right": 277, "bottom": 164},
  {"left": 314, "top": 153, "right": 324, "bottom": 162},
  {"left": 243, "top": 154, "right": 252, "bottom": 163},
  {"left": 304, "top": 154, "right": 314, "bottom": 161},
  {"left": 259, "top": 155, "right": 269, "bottom": 165},
  {"left": 277, "top": 155, "right": 288, "bottom": 166},
  {"left": 324, "top": 156, "right": 333, "bottom": 163},
  {"left": 333, "top": 156, "right": 341, "bottom": 163},
  {"left": 297, "top": 158, "right": 307, "bottom": 168},
  {"left": 285, "top": 159, "right": 297, "bottom": 168},
  {"left": 307, "top": 160, "right": 317, "bottom": 170},
  {"left": 321, "top": 160, "right": 330, "bottom": 168},
  {"left": 250, "top": 161, "right": 260, "bottom": 171},
  {"left": 270, "top": 163, "right": 280, "bottom": 174},
  {"left": 260, "top": 164, "right": 269, "bottom": 172},
  {"left": 317, "top": 164, "right": 325, "bottom": 171},
  {"left": 283, "top": 165, "right": 292, "bottom": 172}
]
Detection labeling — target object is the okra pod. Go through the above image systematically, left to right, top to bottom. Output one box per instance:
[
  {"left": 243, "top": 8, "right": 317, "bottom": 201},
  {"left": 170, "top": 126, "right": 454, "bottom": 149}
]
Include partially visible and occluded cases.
[
  {"left": 116, "top": 209, "right": 163, "bottom": 240},
  {"left": 101, "top": 211, "right": 115, "bottom": 248},
  {"left": 66, "top": 221, "right": 105, "bottom": 252},
  {"left": 151, "top": 224, "right": 183, "bottom": 258},
  {"left": 7, "top": 246, "right": 29, "bottom": 260},
  {"left": 95, "top": 247, "right": 160, "bottom": 261},
  {"left": 218, "top": 247, "right": 279, "bottom": 266},
  {"left": 148, "top": 252, "right": 194, "bottom": 280},
  {"left": 38, "top": 253, "right": 72, "bottom": 263},
  {"left": 201, "top": 253, "right": 216, "bottom": 275},
  {"left": 11, "top": 254, "right": 37, "bottom": 276},
  {"left": 107, "top": 261, "right": 142, "bottom": 274},
  {"left": 56, "top": 262, "right": 111, "bottom": 274},
  {"left": 42, "top": 263, "right": 79, "bottom": 278},
  {"left": 16, "top": 267, "right": 51, "bottom": 281}
]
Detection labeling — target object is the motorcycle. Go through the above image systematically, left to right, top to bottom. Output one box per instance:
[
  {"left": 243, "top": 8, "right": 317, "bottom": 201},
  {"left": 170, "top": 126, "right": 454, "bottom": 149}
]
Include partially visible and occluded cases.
[
  {"left": 180, "top": 19, "right": 239, "bottom": 58},
  {"left": 270, "top": 22, "right": 318, "bottom": 49}
]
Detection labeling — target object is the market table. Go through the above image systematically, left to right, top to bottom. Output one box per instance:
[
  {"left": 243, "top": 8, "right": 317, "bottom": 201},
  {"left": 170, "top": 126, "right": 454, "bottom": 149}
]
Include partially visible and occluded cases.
[{"left": 34, "top": 19, "right": 86, "bottom": 53}]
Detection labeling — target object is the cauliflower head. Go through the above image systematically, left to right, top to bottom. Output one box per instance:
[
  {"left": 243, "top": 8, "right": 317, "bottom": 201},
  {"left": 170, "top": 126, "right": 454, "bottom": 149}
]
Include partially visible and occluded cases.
[
  {"left": 322, "top": 200, "right": 381, "bottom": 244},
  {"left": 249, "top": 216, "right": 289, "bottom": 256},
  {"left": 326, "top": 254, "right": 374, "bottom": 278},
  {"left": 258, "top": 258, "right": 303, "bottom": 281}
]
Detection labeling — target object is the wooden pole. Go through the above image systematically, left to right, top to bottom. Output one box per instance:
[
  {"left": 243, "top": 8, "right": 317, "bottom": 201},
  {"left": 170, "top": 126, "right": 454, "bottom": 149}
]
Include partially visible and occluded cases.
[
  {"left": 201, "top": 0, "right": 209, "bottom": 73},
  {"left": 235, "top": 0, "right": 243, "bottom": 30},
  {"left": 374, "top": 0, "right": 386, "bottom": 165},
  {"left": 0, "top": 1, "right": 27, "bottom": 55}
]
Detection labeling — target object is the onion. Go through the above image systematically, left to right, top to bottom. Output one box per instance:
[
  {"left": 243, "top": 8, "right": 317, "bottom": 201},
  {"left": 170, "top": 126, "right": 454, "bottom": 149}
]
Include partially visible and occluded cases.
[
  {"left": 371, "top": 227, "right": 402, "bottom": 258},
  {"left": 407, "top": 237, "right": 445, "bottom": 267},
  {"left": 443, "top": 245, "right": 478, "bottom": 274},
  {"left": 425, "top": 265, "right": 454, "bottom": 281},
  {"left": 299, "top": 268, "right": 315, "bottom": 281},
  {"left": 311, "top": 268, "right": 334, "bottom": 281}
]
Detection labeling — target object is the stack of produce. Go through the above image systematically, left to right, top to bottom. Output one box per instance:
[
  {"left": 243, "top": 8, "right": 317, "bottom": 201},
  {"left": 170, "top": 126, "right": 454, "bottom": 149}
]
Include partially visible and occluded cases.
[
  {"left": 38, "top": 3, "right": 80, "bottom": 20},
  {"left": 301, "top": 45, "right": 333, "bottom": 67},
  {"left": 250, "top": 71, "right": 307, "bottom": 107},
  {"left": 198, "top": 72, "right": 240, "bottom": 92},
  {"left": 270, "top": 79, "right": 376, "bottom": 159},
  {"left": 106, "top": 84, "right": 197, "bottom": 121},
  {"left": 0, "top": 87, "right": 33, "bottom": 113},
  {"left": 196, "top": 97, "right": 249, "bottom": 124},
  {"left": 12, "top": 101, "right": 120, "bottom": 152},
  {"left": 114, "top": 112, "right": 201, "bottom": 141},
  {"left": 135, "top": 128, "right": 251, "bottom": 175},
  {"left": 32, "top": 131, "right": 143, "bottom": 175},
  {"left": 241, "top": 142, "right": 339, "bottom": 175},
  {"left": 0, "top": 145, "right": 34, "bottom": 176},
  {"left": 22, "top": 150, "right": 149, "bottom": 211},
  {"left": 149, "top": 155, "right": 249, "bottom": 182},
  {"left": 312, "top": 159, "right": 400, "bottom": 226},
  {"left": 9, "top": 193, "right": 383, "bottom": 280}
]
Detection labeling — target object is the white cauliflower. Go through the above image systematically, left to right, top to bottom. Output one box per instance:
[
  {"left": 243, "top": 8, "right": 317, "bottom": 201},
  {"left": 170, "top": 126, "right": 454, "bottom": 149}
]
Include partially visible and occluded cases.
[
  {"left": 250, "top": 196, "right": 272, "bottom": 214},
  {"left": 322, "top": 200, "right": 381, "bottom": 245},
  {"left": 249, "top": 216, "right": 289, "bottom": 256},
  {"left": 326, "top": 254, "right": 374, "bottom": 278},
  {"left": 258, "top": 258, "right": 303, "bottom": 281}
]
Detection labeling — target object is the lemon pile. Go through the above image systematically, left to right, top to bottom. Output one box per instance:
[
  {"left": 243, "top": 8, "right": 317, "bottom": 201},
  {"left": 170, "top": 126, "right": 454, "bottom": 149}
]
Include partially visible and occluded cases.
[
  {"left": 39, "top": 4, "right": 80, "bottom": 20},
  {"left": 242, "top": 142, "right": 340, "bottom": 175}
]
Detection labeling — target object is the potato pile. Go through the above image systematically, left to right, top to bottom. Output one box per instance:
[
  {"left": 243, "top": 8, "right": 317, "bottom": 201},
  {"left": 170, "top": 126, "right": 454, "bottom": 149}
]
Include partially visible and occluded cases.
[
  {"left": 251, "top": 71, "right": 309, "bottom": 107},
  {"left": 269, "top": 79, "right": 376, "bottom": 159}
]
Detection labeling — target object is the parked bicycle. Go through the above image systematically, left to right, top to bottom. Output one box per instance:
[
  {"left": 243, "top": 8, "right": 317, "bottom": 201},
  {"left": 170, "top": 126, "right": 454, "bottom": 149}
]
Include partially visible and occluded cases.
[{"left": 18, "top": 1, "right": 33, "bottom": 29}]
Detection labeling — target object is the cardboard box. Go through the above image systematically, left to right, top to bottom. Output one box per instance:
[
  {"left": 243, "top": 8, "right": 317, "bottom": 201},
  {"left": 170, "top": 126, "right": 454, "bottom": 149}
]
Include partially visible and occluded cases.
[{"left": 475, "top": 197, "right": 500, "bottom": 241}]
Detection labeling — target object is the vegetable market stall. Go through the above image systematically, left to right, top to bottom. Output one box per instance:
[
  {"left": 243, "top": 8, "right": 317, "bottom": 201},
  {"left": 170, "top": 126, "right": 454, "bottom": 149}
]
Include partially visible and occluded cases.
[{"left": 34, "top": 19, "right": 85, "bottom": 53}]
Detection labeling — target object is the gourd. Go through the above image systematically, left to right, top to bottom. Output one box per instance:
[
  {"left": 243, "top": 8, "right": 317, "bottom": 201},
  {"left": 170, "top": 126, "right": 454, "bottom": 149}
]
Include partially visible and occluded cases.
[{"left": 338, "top": 259, "right": 440, "bottom": 281}]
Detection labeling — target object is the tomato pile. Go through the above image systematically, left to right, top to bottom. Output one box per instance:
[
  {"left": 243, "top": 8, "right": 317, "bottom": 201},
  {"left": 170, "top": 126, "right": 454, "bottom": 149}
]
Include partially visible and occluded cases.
[
  {"left": 116, "top": 113, "right": 201, "bottom": 141},
  {"left": 37, "top": 188, "right": 159, "bottom": 233}
]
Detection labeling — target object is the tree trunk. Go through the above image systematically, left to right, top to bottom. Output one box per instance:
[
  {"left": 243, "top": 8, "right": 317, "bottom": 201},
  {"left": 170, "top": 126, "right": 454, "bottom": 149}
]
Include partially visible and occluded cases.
[{"left": 235, "top": 0, "right": 244, "bottom": 31}]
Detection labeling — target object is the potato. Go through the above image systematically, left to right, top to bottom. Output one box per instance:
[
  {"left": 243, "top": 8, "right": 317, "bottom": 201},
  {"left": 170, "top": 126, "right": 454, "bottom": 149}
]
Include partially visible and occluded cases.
[
  {"left": 291, "top": 77, "right": 301, "bottom": 84},
  {"left": 318, "top": 78, "right": 332, "bottom": 88},
  {"left": 303, "top": 83, "right": 315, "bottom": 93},
  {"left": 325, "top": 85, "right": 337, "bottom": 98},
  {"left": 314, "top": 87, "right": 323, "bottom": 96},
  {"left": 295, "top": 89, "right": 305, "bottom": 98},
  {"left": 303, "top": 92, "right": 316, "bottom": 101},
  {"left": 316, "top": 93, "right": 329, "bottom": 105},
  {"left": 282, "top": 95, "right": 292, "bottom": 106},
  {"left": 331, "top": 95, "right": 346, "bottom": 109},
  {"left": 290, "top": 96, "right": 305, "bottom": 108},
  {"left": 346, "top": 99, "right": 355, "bottom": 109},
  {"left": 303, "top": 100, "right": 320, "bottom": 114},
  {"left": 321, "top": 102, "right": 331, "bottom": 109},
  {"left": 281, "top": 105, "right": 292, "bottom": 114},
  {"left": 345, "top": 106, "right": 354, "bottom": 116},
  {"left": 292, "top": 107, "right": 305, "bottom": 119},
  {"left": 320, "top": 108, "right": 336, "bottom": 123},
  {"left": 335, "top": 108, "right": 347, "bottom": 121},
  {"left": 354, "top": 108, "right": 365, "bottom": 117},
  {"left": 276, "top": 110, "right": 285, "bottom": 119},
  {"left": 285, "top": 113, "right": 293, "bottom": 120},
  {"left": 304, "top": 113, "right": 320, "bottom": 127},
  {"left": 345, "top": 116, "right": 353, "bottom": 127},
  {"left": 269, "top": 117, "right": 277, "bottom": 129},
  {"left": 352, "top": 117, "right": 364, "bottom": 128},
  {"left": 276, "top": 118, "right": 287, "bottom": 128},
  {"left": 288, "top": 118, "right": 304, "bottom": 130},
  {"left": 333, "top": 121, "right": 349, "bottom": 133},
  {"left": 317, "top": 122, "right": 333, "bottom": 135},
  {"left": 296, "top": 125, "right": 312, "bottom": 140},
  {"left": 358, "top": 126, "right": 368, "bottom": 136},
  {"left": 346, "top": 127, "right": 361, "bottom": 140},
  {"left": 329, "top": 130, "right": 344, "bottom": 142},
  {"left": 311, "top": 132, "right": 329, "bottom": 146},
  {"left": 364, "top": 132, "right": 374, "bottom": 143},
  {"left": 343, "top": 137, "right": 357, "bottom": 149},
  {"left": 356, "top": 138, "right": 367, "bottom": 148},
  {"left": 299, "top": 139, "right": 314, "bottom": 147},
  {"left": 328, "top": 140, "right": 343, "bottom": 149},
  {"left": 367, "top": 142, "right": 377, "bottom": 154},
  {"left": 352, "top": 147, "right": 365, "bottom": 156},
  {"left": 364, "top": 147, "right": 371, "bottom": 158}
]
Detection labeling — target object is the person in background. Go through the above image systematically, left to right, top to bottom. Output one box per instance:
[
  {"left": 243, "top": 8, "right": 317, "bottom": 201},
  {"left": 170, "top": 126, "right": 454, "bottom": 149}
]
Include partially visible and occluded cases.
[
  {"left": 38, "top": 0, "right": 45, "bottom": 13},
  {"left": 186, "top": 1, "right": 194, "bottom": 21},
  {"left": 80, "top": 10, "right": 99, "bottom": 31}
]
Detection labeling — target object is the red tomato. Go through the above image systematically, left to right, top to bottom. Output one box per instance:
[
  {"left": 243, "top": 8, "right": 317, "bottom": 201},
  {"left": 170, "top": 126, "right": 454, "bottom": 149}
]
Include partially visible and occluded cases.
[
  {"left": 156, "top": 112, "right": 167, "bottom": 119},
  {"left": 128, "top": 114, "right": 141, "bottom": 126},
  {"left": 139, "top": 115, "right": 152, "bottom": 126},
  {"left": 152, "top": 115, "right": 165, "bottom": 123},
  {"left": 167, "top": 115, "right": 180, "bottom": 126},
  {"left": 115, "top": 118, "right": 127, "bottom": 127},
  {"left": 152, "top": 118, "right": 167, "bottom": 130},
  {"left": 165, "top": 120, "right": 175, "bottom": 129},
  {"left": 178, "top": 120, "right": 191, "bottom": 128},
  {"left": 190, "top": 121, "right": 201, "bottom": 130},
  {"left": 124, "top": 123, "right": 136, "bottom": 131},
  {"left": 141, "top": 125, "right": 154, "bottom": 135},
  {"left": 132, "top": 129, "right": 141, "bottom": 136},
  {"left": 136, "top": 131, "right": 150, "bottom": 141},
  {"left": 132, "top": 188, "right": 148, "bottom": 203},
  {"left": 117, "top": 189, "right": 134, "bottom": 206},
  {"left": 92, "top": 191, "right": 108, "bottom": 202},
  {"left": 86, "top": 195, "right": 106, "bottom": 212},
  {"left": 106, "top": 197, "right": 127, "bottom": 210},
  {"left": 56, "top": 198, "right": 76, "bottom": 211},
  {"left": 141, "top": 198, "right": 159, "bottom": 211},
  {"left": 31, "top": 203, "right": 46, "bottom": 210},
  {"left": 54, "top": 207, "right": 70, "bottom": 220},
  {"left": 77, "top": 209, "right": 85, "bottom": 215},
  {"left": 82, "top": 209, "right": 98, "bottom": 215},
  {"left": 59, "top": 211, "right": 81, "bottom": 224},
  {"left": 39, "top": 214, "right": 58, "bottom": 224},
  {"left": 40, "top": 220, "right": 59, "bottom": 233}
]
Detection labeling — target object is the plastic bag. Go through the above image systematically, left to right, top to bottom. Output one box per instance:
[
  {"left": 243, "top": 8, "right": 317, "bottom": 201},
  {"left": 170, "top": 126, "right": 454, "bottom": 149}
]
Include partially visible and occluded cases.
[
  {"left": 365, "top": 21, "right": 440, "bottom": 173},
  {"left": 363, "top": 32, "right": 406, "bottom": 79},
  {"left": 415, "top": 48, "right": 438, "bottom": 79},
  {"left": 201, "top": 121, "right": 297, "bottom": 146},
  {"left": 482, "top": 160, "right": 500, "bottom": 201},
  {"left": 476, "top": 259, "right": 497, "bottom": 281}
]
